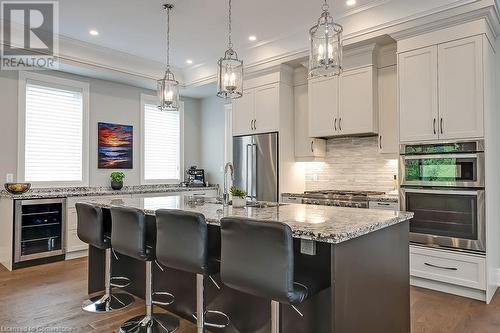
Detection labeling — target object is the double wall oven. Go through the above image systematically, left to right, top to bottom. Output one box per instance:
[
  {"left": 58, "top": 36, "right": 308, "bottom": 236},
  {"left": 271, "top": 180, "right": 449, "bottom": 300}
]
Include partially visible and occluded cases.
[{"left": 400, "top": 140, "right": 485, "bottom": 252}]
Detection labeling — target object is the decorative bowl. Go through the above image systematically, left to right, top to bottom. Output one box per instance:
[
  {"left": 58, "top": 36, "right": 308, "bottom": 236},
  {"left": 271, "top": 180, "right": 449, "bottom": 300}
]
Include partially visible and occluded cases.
[{"left": 4, "top": 183, "right": 31, "bottom": 194}]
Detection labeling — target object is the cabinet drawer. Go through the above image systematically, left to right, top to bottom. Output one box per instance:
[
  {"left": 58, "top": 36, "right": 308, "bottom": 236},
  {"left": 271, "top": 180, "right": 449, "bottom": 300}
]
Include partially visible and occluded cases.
[
  {"left": 281, "top": 196, "right": 303, "bottom": 204},
  {"left": 369, "top": 201, "right": 398, "bottom": 210},
  {"left": 67, "top": 229, "right": 87, "bottom": 253},
  {"left": 410, "top": 246, "right": 485, "bottom": 290}
]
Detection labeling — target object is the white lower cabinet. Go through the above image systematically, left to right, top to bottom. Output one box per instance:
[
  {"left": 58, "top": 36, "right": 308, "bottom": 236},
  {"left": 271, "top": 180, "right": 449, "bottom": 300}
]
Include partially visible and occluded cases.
[{"left": 410, "top": 245, "right": 486, "bottom": 291}]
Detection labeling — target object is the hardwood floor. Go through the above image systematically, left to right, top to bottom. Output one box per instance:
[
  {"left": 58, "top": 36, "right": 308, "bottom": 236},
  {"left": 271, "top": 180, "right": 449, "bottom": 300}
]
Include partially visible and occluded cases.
[{"left": 1, "top": 258, "right": 499, "bottom": 332}]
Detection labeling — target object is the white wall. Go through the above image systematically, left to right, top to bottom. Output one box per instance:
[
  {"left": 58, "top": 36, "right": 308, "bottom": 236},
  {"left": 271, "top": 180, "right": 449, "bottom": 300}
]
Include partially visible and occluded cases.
[
  {"left": 0, "top": 70, "right": 202, "bottom": 187},
  {"left": 199, "top": 95, "right": 227, "bottom": 186}
]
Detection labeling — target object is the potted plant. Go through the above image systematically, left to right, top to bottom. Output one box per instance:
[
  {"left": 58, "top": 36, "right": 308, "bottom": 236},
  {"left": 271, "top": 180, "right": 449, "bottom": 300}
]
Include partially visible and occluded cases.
[
  {"left": 110, "top": 172, "right": 125, "bottom": 190},
  {"left": 230, "top": 186, "right": 247, "bottom": 208}
]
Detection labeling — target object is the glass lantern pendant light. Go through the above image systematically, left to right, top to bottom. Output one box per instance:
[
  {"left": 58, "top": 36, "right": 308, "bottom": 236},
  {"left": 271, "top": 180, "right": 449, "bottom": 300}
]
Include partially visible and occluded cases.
[
  {"left": 217, "top": 0, "right": 243, "bottom": 99},
  {"left": 309, "top": 0, "right": 343, "bottom": 78},
  {"left": 158, "top": 4, "right": 179, "bottom": 111}
]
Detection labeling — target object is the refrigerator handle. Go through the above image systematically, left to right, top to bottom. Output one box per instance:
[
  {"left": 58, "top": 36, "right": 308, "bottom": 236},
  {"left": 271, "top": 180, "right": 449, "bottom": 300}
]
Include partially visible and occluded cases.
[
  {"left": 253, "top": 143, "right": 257, "bottom": 200},
  {"left": 246, "top": 144, "right": 252, "bottom": 198}
]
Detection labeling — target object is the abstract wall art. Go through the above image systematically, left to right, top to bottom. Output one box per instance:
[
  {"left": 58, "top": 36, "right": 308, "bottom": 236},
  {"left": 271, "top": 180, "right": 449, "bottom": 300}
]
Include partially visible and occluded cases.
[{"left": 98, "top": 122, "right": 133, "bottom": 169}]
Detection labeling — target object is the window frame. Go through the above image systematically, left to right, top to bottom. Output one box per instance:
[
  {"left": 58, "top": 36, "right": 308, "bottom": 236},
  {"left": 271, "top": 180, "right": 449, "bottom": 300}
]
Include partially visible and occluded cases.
[
  {"left": 17, "top": 71, "right": 90, "bottom": 188},
  {"left": 140, "top": 93, "right": 184, "bottom": 185}
]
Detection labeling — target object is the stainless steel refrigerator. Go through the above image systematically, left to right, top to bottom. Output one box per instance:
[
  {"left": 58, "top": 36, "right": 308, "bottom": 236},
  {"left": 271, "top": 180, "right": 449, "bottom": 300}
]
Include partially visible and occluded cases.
[{"left": 233, "top": 133, "right": 278, "bottom": 202}]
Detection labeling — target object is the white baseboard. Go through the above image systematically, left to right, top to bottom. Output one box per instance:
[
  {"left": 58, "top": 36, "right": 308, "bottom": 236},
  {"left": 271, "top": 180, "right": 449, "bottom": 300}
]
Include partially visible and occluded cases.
[
  {"left": 65, "top": 249, "right": 88, "bottom": 260},
  {"left": 411, "top": 276, "right": 486, "bottom": 302}
]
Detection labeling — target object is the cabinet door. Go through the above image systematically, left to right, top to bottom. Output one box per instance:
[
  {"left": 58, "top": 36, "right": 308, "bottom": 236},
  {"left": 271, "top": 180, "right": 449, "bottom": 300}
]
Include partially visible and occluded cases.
[
  {"left": 438, "top": 36, "right": 484, "bottom": 140},
  {"left": 399, "top": 46, "right": 439, "bottom": 142},
  {"left": 339, "top": 66, "right": 377, "bottom": 136},
  {"left": 378, "top": 66, "right": 399, "bottom": 154},
  {"left": 308, "top": 76, "right": 338, "bottom": 137},
  {"left": 254, "top": 83, "right": 279, "bottom": 134},
  {"left": 294, "top": 84, "right": 326, "bottom": 159},
  {"left": 232, "top": 89, "right": 255, "bottom": 136}
]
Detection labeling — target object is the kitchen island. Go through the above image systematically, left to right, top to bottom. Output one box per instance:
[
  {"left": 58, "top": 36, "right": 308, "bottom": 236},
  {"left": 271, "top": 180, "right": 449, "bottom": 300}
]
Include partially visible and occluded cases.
[{"left": 84, "top": 195, "right": 413, "bottom": 333}]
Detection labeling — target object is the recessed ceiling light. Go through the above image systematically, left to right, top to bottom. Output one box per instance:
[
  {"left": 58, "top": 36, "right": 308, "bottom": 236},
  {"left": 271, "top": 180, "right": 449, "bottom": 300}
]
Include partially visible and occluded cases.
[
  {"left": 346, "top": 0, "right": 356, "bottom": 6},
  {"left": 89, "top": 29, "right": 99, "bottom": 36},
  {"left": 248, "top": 35, "right": 257, "bottom": 41},
  {"left": 186, "top": 59, "right": 193, "bottom": 64}
]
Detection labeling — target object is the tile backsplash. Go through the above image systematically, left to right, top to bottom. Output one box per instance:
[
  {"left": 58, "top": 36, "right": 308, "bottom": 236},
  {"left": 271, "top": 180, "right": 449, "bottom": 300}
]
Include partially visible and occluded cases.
[{"left": 305, "top": 136, "right": 398, "bottom": 193}]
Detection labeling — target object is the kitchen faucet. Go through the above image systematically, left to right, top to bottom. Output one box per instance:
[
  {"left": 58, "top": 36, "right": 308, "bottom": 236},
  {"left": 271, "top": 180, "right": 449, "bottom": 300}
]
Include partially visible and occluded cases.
[{"left": 222, "top": 162, "right": 234, "bottom": 206}]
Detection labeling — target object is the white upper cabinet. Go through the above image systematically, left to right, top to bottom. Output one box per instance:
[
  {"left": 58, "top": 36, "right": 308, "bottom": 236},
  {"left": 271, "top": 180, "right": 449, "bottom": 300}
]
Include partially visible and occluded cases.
[
  {"left": 399, "top": 35, "right": 485, "bottom": 143},
  {"left": 438, "top": 36, "right": 484, "bottom": 140},
  {"left": 399, "top": 46, "right": 439, "bottom": 142},
  {"left": 378, "top": 65, "right": 399, "bottom": 154},
  {"left": 308, "top": 66, "right": 378, "bottom": 138},
  {"left": 339, "top": 66, "right": 378, "bottom": 136},
  {"left": 308, "top": 76, "right": 339, "bottom": 138},
  {"left": 294, "top": 82, "right": 326, "bottom": 160},
  {"left": 232, "top": 83, "right": 281, "bottom": 136},
  {"left": 254, "top": 83, "right": 280, "bottom": 134},
  {"left": 232, "top": 89, "right": 255, "bottom": 136}
]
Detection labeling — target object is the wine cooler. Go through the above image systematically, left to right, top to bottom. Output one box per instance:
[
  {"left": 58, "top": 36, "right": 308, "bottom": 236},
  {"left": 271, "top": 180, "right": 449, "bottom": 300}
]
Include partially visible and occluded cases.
[{"left": 14, "top": 198, "right": 66, "bottom": 264}]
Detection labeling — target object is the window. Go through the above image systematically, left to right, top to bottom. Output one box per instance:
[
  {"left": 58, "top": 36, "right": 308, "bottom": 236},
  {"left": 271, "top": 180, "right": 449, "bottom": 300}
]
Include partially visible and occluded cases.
[
  {"left": 18, "top": 72, "right": 89, "bottom": 186},
  {"left": 141, "top": 94, "right": 183, "bottom": 184}
]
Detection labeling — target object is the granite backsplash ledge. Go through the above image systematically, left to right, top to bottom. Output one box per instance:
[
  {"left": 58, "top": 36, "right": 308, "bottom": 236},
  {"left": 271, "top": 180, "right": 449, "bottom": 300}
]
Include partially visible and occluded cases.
[{"left": 305, "top": 136, "right": 399, "bottom": 193}]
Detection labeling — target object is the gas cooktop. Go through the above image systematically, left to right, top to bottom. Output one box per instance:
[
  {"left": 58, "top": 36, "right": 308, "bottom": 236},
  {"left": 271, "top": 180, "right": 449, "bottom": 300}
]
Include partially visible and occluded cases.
[{"left": 301, "top": 190, "right": 385, "bottom": 208}]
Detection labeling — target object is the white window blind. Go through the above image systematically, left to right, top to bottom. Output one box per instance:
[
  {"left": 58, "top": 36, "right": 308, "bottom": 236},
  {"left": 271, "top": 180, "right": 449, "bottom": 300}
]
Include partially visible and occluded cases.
[
  {"left": 24, "top": 82, "right": 84, "bottom": 183},
  {"left": 143, "top": 103, "right": 180, "bottom": 181}
]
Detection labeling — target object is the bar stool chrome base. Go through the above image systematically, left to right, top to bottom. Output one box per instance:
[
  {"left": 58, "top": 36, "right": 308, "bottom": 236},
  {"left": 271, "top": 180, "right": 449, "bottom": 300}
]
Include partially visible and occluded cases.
[
  {"left": 82, "top": 293, "right": 135, "bottom": 313},
  {"left": 119, "top": 314, "right": 179, "bottom": 333}
]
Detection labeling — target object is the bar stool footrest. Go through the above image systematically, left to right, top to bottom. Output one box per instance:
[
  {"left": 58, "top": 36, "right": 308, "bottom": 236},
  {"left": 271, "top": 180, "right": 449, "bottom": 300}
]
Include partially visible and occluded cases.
[
  {"left": 110, "top": 276, "right": 132, "bottom": 288},
  {"left": 152, "top": 291, "right": 175, "bottom": 306},
  {"left": 192, "top": 310, "right": 230, "bottom": 328},
  {"left": 120, "top": 313, "right": 179, "bottom": 333}
]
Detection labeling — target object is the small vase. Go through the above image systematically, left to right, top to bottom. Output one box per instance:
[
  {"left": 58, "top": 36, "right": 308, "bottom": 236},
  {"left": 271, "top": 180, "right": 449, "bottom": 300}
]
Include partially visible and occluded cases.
[
  {"left": 111, "top": 180, "right": 123, "bottom": 190},
  {"left": 232, "top": 197, "right": 247, "bottom": 208}
]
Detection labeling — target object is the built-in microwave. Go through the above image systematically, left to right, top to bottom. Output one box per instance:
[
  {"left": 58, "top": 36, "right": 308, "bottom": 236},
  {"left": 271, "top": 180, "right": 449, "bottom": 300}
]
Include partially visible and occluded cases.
[{"left": 399, "top": 140, "right": 484, "bottom": 188}]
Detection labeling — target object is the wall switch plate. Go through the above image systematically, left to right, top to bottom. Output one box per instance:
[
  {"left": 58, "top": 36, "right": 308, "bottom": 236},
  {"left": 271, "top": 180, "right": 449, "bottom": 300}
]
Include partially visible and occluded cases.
[
  {"left": 6, "top": 174, "right": 14, "bottom": 182},
  {"left": 300, "top": 239, "right": 316, "bottom": 256}
]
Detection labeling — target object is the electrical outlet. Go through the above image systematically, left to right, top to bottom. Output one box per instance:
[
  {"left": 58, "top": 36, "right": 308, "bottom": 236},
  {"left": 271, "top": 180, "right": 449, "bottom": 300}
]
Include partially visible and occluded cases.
[{"left": 6, "top": 174, "right": 14, "bottom": 182}]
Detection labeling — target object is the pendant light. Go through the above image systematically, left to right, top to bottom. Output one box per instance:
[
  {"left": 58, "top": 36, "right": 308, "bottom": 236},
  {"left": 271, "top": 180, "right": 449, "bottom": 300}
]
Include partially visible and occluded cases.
[
  {"left": 217, "top": 0, "right": 243, "bottom": 99},
  {"left": 309, "top": 0, "right": 343, "bottom": 78},
  {"left": 158, "top": 4, "right": 179, "bottom": 111}
]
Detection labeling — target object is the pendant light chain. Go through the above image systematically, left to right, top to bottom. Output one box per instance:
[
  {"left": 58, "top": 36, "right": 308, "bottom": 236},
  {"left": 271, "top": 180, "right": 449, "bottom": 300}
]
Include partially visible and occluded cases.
[
  {"left": 228, "top": 0, "right": 233, "bottom": 49},
  {"left": 166, "top": 5, "right": 171, "bottom": 69}
]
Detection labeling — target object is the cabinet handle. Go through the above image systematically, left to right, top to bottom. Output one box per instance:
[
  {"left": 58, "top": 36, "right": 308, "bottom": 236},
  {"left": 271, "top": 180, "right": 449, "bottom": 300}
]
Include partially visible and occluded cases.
[
  {"left": 334, "top": 118, "right": 337, "bottom": 131},
  {"left": 339, "top": 118, "right": 342, "bottom": 131},
  {"left": 433, "top": 118, "right": 436, "bottom": 135},
  {"left": 440, "top": 118, "right": 444, "bottom": 134},
  {"left": 254, "top": 119, "right": 257, "bottom": 130},
  {"left": 250, "top": 120, "right": 253, "bottom": 130},
  {"left": 379, "top": 135, "right": 382, "bottom": 149},
  {"left": 311, "top": 140, "right": 314, "bottom": 153},
  {"left": 424, "top": 262, "right": 458, "bottom": 271}
]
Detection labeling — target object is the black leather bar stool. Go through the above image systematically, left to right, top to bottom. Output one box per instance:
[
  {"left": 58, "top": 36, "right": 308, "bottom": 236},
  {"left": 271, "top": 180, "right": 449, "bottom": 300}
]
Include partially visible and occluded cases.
[
  {"left": 76, "top": 202, "right": 134, "bottom": 313},
  {"left": 110, "top": 206, "right": 179, "bottom": 333},
  {"left": 155, "top": 209, "right": 230, "bottom": 333},
  {"left": 220, "top": 217, "right": 326, "bottom": 333}
]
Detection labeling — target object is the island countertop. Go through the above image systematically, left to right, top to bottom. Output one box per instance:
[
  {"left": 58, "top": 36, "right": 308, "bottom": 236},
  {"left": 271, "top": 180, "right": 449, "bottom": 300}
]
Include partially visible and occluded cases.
[{"left": 82, "top": 195, "right": 413, "bottom": 244}]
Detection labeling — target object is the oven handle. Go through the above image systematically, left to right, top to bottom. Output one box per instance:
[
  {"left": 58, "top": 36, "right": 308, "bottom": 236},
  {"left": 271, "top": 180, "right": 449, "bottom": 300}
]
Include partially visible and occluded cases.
[
  {"left": 402, "top": 153, "right": 482, "bottom": 160},
  {"left": 402, "top": 188, "right": 482, "bottom": 196}
]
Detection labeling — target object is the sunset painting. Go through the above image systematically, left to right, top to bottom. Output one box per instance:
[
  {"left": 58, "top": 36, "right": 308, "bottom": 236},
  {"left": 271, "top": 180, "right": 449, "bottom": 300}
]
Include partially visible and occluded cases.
[{"left": 98, "top": 122, "right": 133, "bottom": 169}]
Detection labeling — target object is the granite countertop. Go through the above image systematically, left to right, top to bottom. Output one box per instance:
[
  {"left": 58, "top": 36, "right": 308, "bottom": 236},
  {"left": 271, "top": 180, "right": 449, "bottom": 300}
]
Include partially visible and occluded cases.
[
  {"left": 0, "top": 184, "right": 219, "bottom": 200},
  {"left": 83, "top": 195, "right": 413, "bottom": 244}
]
